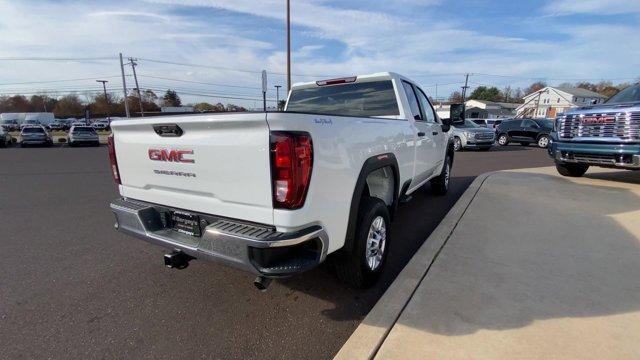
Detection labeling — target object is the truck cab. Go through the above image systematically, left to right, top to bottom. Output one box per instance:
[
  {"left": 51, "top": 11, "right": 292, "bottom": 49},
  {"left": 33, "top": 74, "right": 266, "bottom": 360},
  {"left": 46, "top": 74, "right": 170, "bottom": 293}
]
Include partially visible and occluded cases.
[{"left": 550, "top": 83, "right": 640, "bottom": 177}]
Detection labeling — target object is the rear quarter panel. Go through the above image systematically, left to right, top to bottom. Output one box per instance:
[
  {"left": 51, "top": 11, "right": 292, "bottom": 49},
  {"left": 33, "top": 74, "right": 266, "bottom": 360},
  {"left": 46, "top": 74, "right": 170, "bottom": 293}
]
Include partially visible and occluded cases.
[{"left": 266, "top": 112, "right": 414, "bottom": 253}]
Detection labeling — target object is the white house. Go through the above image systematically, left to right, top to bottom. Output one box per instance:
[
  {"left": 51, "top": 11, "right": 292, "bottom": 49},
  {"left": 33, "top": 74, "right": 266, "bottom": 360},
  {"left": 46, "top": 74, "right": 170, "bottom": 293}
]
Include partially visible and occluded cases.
[{"left": 516, "top": 87, "right": 606, "bottom": 118}]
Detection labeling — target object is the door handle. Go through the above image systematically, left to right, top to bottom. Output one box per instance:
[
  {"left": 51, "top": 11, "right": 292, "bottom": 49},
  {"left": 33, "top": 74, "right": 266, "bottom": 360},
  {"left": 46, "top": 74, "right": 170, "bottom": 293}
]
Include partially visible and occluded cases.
[
  {"left": 432, "top": 131, "right": 439, "bottom": 135},
  {"left": 417, "top": 132, "right": 426, "bottom": 137}
]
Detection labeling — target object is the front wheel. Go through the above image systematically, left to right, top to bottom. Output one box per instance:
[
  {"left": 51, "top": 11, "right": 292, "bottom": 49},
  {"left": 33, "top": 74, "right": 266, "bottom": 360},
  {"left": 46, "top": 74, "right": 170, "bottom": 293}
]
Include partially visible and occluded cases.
[
  {"left": 497, "top": 134, "right": 509, "bottom": 146},
  {"left": 537, "top": 135, "right": 550, "bottom": 148},
  {"left": 453, "top": 137, "right": 462, "bottom": 151},
  {"left": 430, "top": 154, "right": 452, "bottom": 195},
  {"left": 556, "top": 162, "right": 589, "bottom": 177},
  {"left": 335, "top": 197, "right": 390, "bottom": 288}
]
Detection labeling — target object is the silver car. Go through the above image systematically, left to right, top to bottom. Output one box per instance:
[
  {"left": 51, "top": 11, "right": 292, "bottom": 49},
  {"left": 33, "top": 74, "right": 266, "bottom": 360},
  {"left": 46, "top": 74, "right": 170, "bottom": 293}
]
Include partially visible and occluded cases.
[
  {"left": 451, "top": 119, "right": 496, "bottom": 151},
  {"left": 0, "top": 126, "right": 13, "bottom": 147},
  {"left": 20, "top": 126, "right": 53, "bottom": 147},
  {"left": 68, "top": 126, "right": 100, "bottom": 147}
]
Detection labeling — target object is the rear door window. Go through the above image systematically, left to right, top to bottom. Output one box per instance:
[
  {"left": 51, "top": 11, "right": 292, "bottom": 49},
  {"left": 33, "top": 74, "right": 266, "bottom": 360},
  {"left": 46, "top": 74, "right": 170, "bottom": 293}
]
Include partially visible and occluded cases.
[
  {"left": 402, "top": 81, "right": 422, "bottom": 121},
  {"left": 415, "top": 87, "right": 437, "bottom": 123}
]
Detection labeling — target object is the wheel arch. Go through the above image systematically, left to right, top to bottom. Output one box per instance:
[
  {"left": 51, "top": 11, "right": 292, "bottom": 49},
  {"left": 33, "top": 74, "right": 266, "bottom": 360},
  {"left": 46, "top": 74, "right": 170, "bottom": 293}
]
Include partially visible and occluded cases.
[{"left": 342, "top": 153, "right": 400, "bottom": 255}]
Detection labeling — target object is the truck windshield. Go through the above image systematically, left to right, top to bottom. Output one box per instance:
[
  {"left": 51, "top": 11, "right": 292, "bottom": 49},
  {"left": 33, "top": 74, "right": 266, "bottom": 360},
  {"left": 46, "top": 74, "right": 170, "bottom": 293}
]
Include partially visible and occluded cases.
[
  {"left": 286, "top": 80, "right": 400, "bottom": 117},
  {"left": 606, "top": 84, "right": 640, "bottom": 104}
]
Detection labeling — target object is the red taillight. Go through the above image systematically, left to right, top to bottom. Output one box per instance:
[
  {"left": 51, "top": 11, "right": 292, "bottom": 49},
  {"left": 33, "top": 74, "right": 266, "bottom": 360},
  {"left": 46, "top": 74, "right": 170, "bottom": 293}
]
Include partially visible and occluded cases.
[
  {"left": 270, "top": 131, "right": 313, "bottom": 209},
  {"left": 107, "top": 135, "right": 121, "bottom": 185}
]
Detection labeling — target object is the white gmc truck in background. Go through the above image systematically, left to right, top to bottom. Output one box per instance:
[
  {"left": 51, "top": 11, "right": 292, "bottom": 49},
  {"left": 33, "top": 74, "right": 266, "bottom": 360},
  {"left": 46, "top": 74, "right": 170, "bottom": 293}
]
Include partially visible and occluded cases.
[{"left": 108, "top": 72, "right": 455, "bottom": 289}]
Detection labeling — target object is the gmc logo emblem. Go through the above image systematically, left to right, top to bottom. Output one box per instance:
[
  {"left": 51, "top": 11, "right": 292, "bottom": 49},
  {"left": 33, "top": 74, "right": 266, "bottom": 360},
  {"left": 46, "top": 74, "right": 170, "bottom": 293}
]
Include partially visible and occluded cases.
[
  {"left": 581, "top": 115, "right": 615, "bottom": 125},
  {"left": 148, "top": 149, "right": 195, "bottom": 163}
]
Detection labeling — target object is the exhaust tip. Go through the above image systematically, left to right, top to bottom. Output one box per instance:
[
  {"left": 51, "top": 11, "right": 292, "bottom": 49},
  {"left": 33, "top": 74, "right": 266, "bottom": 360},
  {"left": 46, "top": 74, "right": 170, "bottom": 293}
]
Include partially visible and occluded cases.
[{"left": 254, "top": 276, "right": 273, "bottom": 291}]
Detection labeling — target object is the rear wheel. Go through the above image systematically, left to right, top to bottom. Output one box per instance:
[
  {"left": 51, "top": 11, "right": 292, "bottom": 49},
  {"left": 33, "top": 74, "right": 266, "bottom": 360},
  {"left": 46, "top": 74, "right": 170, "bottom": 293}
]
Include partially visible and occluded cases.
[
  {"left": 497, "top": 134, "right": 509, "bottom": 146},
  {"left": 537, "top": 135, "right": 549, "bottom": 148},
  {"left": 430, "top": 154, "right": 452, "bottom": 195},
  {"left": 555, "top": 162, "right": 589, "bottom": 177},
  {"left": 335, "top": 197, "right": 390, "bottom": 288}
]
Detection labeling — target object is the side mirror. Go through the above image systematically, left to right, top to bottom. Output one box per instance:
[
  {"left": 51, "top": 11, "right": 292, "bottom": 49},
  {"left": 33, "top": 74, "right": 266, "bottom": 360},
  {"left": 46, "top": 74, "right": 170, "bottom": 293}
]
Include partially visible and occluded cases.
[
  {"left": 449, "top": 103, "right": 465, "bottom": 126},
  {"left": 441, "top": 118, "right": 451, "bottom": 133}
]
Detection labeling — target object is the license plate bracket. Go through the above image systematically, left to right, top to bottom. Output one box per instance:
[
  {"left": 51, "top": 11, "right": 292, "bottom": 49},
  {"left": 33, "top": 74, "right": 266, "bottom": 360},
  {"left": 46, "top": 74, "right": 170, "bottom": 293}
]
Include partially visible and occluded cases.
[{"left": 171, "top": 211, "right": 201, "bottom": 237}]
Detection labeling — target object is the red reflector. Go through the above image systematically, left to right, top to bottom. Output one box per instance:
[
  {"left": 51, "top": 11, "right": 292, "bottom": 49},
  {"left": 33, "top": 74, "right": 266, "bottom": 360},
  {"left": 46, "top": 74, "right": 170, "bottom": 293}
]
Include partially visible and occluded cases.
[
  {"left": 316, "top": 76, "right": 357, "bottom": 86},
  {"left": 270, "top": 132, "right": 313, "bottom": 209},
  {"left": 107, "top": 135, "right": 121, "bottom": 185}
]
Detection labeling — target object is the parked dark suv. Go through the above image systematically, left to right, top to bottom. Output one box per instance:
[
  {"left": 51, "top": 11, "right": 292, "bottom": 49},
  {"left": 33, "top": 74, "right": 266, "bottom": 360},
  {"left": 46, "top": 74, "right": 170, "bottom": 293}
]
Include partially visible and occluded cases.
[{"left": 496, "top": 118, "right": 553, "bottom": 148}]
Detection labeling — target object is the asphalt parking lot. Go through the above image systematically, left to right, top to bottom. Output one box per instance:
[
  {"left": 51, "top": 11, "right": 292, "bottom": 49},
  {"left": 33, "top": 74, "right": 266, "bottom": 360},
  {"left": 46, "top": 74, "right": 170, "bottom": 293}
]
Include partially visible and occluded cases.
[{"left": 0, "top": 144, "right": 552, "bottom": 359}]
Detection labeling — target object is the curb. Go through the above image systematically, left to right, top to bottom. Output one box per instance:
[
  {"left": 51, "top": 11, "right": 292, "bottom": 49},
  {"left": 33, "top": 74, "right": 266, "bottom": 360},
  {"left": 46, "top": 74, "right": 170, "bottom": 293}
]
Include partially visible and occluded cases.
[{"left": 335, "top": 171, "right": 497, "bottom": 360}]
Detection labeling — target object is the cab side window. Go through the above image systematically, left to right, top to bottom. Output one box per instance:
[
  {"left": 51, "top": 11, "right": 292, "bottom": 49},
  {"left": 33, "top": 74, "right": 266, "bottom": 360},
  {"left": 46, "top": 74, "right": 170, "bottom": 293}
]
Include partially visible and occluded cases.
[
  {"left": 402, "top": 81, "right": 422, "bottom": 121},
  {"left": 415, "top": 87, "right": 438, "bottom": 123},
  {"left": 521, "top": 119, "right": 538, "bottom": 128}
]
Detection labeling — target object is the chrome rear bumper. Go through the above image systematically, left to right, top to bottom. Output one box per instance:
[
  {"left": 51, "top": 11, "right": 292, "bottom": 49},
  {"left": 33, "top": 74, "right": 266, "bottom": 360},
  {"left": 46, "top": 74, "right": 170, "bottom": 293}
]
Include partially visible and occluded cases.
[{"left": 110, "top": 198, "right": 328, "bottom": 277}]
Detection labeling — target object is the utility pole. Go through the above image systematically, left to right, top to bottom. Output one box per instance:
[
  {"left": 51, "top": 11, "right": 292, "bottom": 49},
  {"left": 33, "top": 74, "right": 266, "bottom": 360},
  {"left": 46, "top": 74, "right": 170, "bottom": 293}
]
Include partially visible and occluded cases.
[
  {"left": 286, "top": 0, "right": 292, "bottom": 92},
  {"left": 119, "top": 53, "right": 130, "bottom": 118},
  {"left": 128, "top": 57, "right": 144, "bottom": 117},
  {"left": 461, "top": 73, "right": 470, "bottom": 102},
  {"left": 96, "top": 80, "right": 110, "bottom": 119},
  {"left": 275, "top": 85, "right": 282, "bottom": 110}
]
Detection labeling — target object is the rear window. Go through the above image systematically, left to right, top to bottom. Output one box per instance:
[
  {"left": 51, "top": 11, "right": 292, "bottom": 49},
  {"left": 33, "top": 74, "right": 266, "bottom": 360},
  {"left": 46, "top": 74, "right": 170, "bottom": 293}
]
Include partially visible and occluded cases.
[
  {"left": 286, "top": 80, "right": 399, "bottom": 117},
  {"left": 23, "top": 127, "right": 44, "bottom": 133},
  {"left": 73, "top": 127, "right": 96, "bottom": 133}
]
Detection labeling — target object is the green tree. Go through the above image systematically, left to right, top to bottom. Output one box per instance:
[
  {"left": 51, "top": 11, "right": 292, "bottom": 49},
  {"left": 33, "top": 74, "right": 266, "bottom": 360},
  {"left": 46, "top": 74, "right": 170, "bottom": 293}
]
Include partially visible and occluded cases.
[
  {"left": 468, "top": 86, "right": 502, "bottom": 102},
  {"left": 162, "top": 90, "right": 181, "bottom": 107}
]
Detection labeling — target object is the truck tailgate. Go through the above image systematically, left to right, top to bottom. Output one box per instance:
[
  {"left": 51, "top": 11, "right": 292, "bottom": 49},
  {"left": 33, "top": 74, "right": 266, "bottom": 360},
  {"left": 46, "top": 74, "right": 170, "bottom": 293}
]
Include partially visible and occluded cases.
[{"left": 111, "top": 113, "right": 273, "bottom": 224}]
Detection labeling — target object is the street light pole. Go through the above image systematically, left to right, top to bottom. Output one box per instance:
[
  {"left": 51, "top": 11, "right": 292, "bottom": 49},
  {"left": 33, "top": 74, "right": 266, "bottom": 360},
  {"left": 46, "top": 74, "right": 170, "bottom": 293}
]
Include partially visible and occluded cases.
[
  {"left": 286, "top": 0, "right": 291, "bottom": 92},
  {"left": 96, "top": 80, "right": 110, "bottom": 119},
  {"left": 275, "top": 85, "right": 282, "bottom": 110}
]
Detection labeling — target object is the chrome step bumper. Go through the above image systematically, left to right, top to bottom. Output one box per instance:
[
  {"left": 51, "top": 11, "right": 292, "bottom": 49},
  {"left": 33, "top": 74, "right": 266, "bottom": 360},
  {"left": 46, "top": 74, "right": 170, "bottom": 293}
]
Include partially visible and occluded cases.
[{"left": 110, "top": 198, "right": 328, "bottom": 277}]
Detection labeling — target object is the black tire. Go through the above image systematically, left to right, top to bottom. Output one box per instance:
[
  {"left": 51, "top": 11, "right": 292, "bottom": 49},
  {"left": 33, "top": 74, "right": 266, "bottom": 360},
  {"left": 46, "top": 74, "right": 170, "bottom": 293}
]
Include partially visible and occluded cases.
[
  {"left": 497, "top": 133, "right": 509, "bottom": 146},
  {"left": 537, "top": 134, "right": 550, "bottom": 148},
  {"left": 453, "top": 137, "right": 462, "bottom": 151},
  {"left": 0, "top": 139, "right": 5, "bottom": 148},
  {"left": 20, "top": 142, "right": 26, "bottom": 148},
  {"left": 430, "top": 154, "right": 452, "bottom": 195},
  {"left": 555, "top": 162, "right": 589, "bottom": 177},
  {"left": 335, "top": 197, "right": 390, "bottom": 288}
]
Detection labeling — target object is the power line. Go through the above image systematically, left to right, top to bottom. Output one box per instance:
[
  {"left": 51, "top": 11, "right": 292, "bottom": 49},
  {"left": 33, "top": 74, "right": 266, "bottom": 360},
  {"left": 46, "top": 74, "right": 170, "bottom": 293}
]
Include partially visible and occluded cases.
[
  {"left": 0, "top": 56, "right": 115, "bottom": 61},
  {"left": 135, "top": 57, "right": 335, "bottom": 78},
  {"left": 137, "top": 74, "right": 273, "bottom": 91},
  {"left": 0, "top": 75, "right": 124, "bottom": 86},
  {"left": 142, "top": 87, "right": 278, "bottom": 103}
]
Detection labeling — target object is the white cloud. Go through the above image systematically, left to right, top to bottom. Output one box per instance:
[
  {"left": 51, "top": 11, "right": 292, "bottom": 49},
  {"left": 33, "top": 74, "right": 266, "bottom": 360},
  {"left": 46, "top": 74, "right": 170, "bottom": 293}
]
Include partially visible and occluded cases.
[{"left": 543, "top": 0, "right": 640, "bottom": 15}]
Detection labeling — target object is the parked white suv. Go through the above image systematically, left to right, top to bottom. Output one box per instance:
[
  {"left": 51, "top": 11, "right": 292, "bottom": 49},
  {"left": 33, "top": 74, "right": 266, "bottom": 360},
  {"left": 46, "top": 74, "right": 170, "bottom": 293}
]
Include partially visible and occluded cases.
[{"left": 108, "top": 72, "right": 455, "bottom": 288}]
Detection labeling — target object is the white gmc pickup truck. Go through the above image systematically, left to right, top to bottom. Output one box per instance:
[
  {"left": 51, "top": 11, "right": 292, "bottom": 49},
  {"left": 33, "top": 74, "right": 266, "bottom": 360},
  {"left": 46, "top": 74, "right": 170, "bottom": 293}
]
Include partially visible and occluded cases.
[{"left": 108, "top": 72, "right": 454, "bottom": 289}]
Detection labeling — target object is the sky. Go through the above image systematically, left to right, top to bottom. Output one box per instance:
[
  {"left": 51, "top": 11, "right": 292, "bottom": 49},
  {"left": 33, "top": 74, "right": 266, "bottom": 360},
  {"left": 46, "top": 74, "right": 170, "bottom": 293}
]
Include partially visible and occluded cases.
[{"left": 0, "top": 0, "right": 638, "bottom": 108}]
